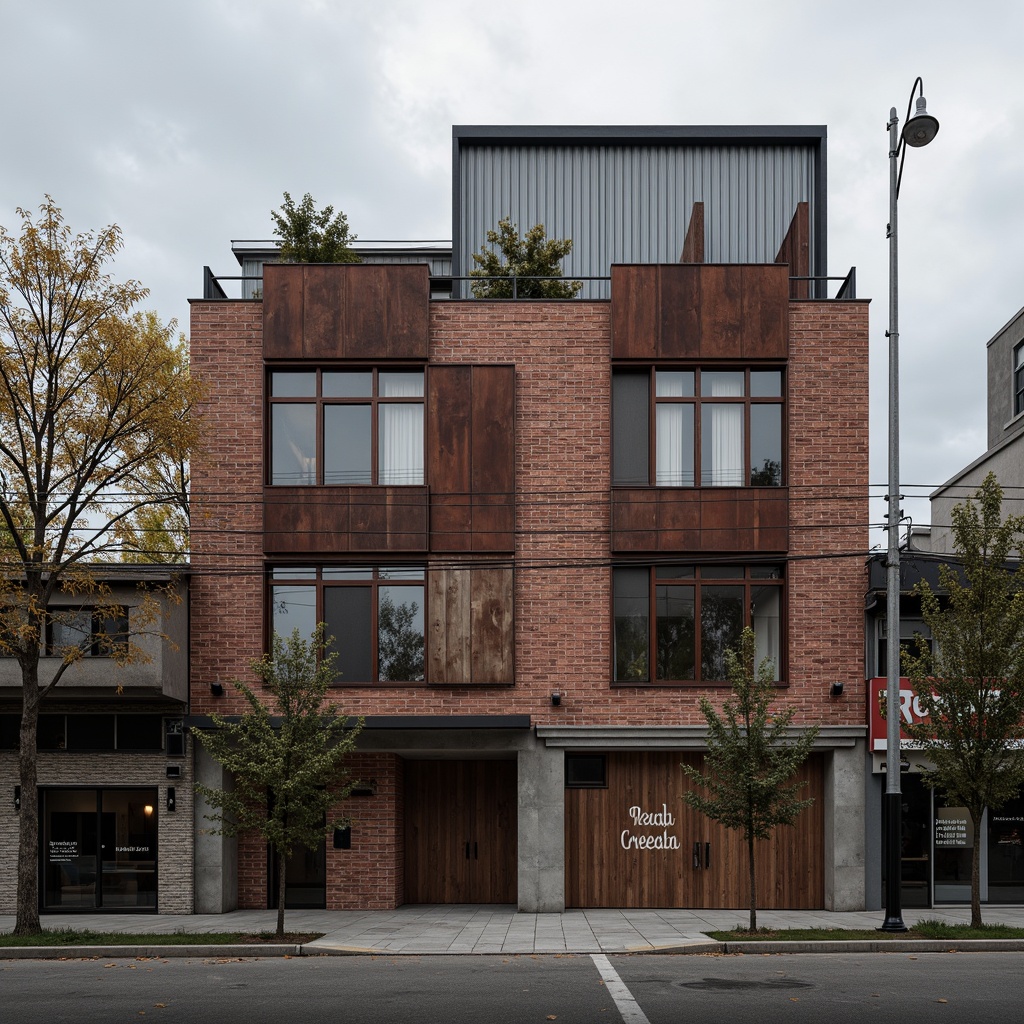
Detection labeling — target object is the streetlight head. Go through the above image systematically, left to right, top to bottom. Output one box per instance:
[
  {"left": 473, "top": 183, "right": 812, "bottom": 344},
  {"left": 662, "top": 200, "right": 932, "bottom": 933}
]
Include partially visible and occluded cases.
[{"left": 903, "top": 95, "right": 939, "bottom": 148}]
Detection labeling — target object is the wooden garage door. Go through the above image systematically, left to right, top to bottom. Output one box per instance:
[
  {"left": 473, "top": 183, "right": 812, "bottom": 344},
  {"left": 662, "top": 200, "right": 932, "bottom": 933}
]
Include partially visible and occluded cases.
[
  {"left": 565, "top": 751, "right": 823, "bottom": 909},
  {"left": 404, "top": 759, "right": 517, "bottom": 904}
]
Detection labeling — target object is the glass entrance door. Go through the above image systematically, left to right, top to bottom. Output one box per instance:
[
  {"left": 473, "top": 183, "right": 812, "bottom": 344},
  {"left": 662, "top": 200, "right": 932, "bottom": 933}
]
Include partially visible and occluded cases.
[
  {"left": 42, "top": 788, "right": 158, "bottom": 910},
  {"left": 988, "top": 797, "right": 1024, "bottom": 902}
]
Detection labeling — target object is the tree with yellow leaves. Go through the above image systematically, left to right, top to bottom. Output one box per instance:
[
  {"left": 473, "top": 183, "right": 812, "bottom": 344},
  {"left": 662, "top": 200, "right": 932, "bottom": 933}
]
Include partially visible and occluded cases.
[{"left": 0, "top": 198, "right": 203, "bottom": 934}]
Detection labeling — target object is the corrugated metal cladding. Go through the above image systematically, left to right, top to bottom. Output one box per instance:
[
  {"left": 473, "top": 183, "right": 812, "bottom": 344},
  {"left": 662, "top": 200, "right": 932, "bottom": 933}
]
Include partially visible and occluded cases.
[{"left": 458, "top": 143, "right": 817, "bottom": 297}]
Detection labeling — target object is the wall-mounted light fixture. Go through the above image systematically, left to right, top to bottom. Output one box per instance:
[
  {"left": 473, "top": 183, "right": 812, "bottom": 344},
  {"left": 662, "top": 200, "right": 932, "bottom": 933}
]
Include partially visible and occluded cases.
[
  {"left": 829, "top": 681, "right": 844, "bottom": 698},
  {"left": 210, "top": 683, "right": 224, "bottom": 697},
  {"left": 550, "top": 692, "right": 562, "bottom": 707},
  {"left": 14, "top": 785, "right": 20, "bottom": 812},
  {"left": 166, "top": 787, "right": 176, "bottom": 813}
]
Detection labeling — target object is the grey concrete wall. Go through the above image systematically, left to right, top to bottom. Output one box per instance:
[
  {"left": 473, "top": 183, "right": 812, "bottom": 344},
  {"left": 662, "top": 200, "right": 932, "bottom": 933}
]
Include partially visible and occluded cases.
[
  {"left": 987, "top": 306, "right": 1024, "bottom": 449},
  {"left": 0, "top": 578, "right": 188, "bottom": 698},
  {"left": 193, "top": 740, "right": 238, "bottom": 914},
  {"left": 517, "top": 740, "right": 565, "bottom": 913},
  {"left": 823, "top": 741, "right": 867, "bottom": 911}
]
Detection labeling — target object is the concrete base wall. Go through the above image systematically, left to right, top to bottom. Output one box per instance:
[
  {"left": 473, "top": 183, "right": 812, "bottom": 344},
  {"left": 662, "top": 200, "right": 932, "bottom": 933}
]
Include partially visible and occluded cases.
[{"left": 823, "top": 741, "right": 867, "bottom": 910}]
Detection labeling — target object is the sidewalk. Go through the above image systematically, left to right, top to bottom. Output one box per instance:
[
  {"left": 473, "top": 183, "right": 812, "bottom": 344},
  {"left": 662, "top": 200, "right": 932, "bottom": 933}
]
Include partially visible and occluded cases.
[{"left": 4, "top": 904, "right": 1024, "bottom": 955}]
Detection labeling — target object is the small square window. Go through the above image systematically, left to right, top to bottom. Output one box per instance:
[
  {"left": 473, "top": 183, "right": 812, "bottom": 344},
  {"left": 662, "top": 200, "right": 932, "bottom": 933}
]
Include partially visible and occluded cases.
[{"left": 566, "top": 754, "right": 607, "bottom": 788}]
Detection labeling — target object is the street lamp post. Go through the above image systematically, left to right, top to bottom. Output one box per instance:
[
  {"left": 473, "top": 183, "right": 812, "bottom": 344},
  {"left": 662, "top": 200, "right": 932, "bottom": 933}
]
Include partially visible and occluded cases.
[{"left": 881, "top": 77, "right": 939, "bottom": 933}]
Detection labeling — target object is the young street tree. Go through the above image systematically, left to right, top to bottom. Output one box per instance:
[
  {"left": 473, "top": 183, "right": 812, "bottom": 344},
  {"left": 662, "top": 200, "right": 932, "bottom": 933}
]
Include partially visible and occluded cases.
[
  {"left": 271, "top": 192, "right": 361, "bottom": 264},
  {"left": 0, "top": 198, "right": 203, "bottom": 935},
  {"left": 470, "top": 217, "right": 582, "bottom": 299},
  {"left": 904, "top": 472, "right": 1024, "bottom": 928},
  {"left": 194, "top": 626, "right": 363, "bottom": 938},
  {"left": 682, "top": 628, "right": 819, "bottom": 931}
]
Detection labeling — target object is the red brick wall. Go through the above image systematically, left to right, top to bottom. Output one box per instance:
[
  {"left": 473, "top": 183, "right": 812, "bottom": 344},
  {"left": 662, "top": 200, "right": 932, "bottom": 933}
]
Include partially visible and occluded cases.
[
  {"left": 191, "top": 295, "right": 870, "bottom": 909},
  {"left": 190, "top": 301, "right": 264, "bottom": 717},
  {"left": 234, "top": 753, "right": 403, "bottom": 911}
]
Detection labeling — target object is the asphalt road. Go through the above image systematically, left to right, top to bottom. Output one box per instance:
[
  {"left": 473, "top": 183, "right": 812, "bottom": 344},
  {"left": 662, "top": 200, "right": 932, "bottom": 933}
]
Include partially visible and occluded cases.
[{"left": 1, "top": 951, "right": 1020, "bottom": 1023}]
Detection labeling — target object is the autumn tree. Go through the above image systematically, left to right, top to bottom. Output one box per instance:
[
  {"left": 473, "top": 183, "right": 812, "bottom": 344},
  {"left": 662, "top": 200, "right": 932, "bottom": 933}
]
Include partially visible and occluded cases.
[
  {"left": 271, "top": 192, "right": 361, "bottom": 264},
  {"left": 0, "top": 198, "right": 203, "bottom": 934},
  {"left": 470, "top": 217, "right": 582, "bottom": 298},
  {"left": 904, "top": 473, "right": 1024, "bottom": 928},
  {"left": 194, "top": 626, "right": 363, "bottom": 937},
  {"left": 682, "top": 628, "right": 818, "bottom": 931}
]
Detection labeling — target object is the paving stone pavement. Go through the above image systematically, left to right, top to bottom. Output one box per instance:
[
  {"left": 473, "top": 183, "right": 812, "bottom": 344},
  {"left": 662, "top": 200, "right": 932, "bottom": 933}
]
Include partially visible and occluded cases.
[{"left": 4, "top": 904, "right": 1024, "bottom": 954}]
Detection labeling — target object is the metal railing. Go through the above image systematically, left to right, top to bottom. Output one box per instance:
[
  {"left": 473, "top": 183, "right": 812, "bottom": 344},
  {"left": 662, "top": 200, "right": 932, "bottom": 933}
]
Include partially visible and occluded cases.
[{"left": 201, "top": 267, "right": 858, "bottom": 301}]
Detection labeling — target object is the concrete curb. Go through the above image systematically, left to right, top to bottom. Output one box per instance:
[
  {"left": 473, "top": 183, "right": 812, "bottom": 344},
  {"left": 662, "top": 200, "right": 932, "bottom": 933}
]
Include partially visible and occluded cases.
[
  {"left": 5, "top": 939, "right": 1024, "bottom": 959},
  {"left": 0, "top": 944, "right": 303, "bottom": 960}
]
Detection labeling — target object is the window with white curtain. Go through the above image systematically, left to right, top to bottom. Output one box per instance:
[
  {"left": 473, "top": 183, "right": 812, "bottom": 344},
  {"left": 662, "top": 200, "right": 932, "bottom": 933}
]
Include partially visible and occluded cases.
[
  {"left": 613, "top": 368, "right": 783, "bottom": 487},
  {"left": 268, "top": 369, "right": 424, "bottom": 486}
]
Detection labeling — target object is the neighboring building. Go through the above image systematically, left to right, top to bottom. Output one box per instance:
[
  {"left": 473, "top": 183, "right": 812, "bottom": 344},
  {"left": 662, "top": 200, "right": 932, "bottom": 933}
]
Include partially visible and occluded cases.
[
  {"left": 189, "top": 124, "right": 869, "bottom": 914},
  {"left": 863, "top": 302, "right": 1024, "bottom": 909},
  {"left": 0, "top": 569, "right": 191, "bottom": 915}
]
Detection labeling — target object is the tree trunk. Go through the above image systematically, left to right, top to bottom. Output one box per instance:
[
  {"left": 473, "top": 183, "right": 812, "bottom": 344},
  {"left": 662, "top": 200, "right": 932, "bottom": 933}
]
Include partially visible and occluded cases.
[
  {"left": 15, "top": 666, "right": 41, "bottom": 936},
  {"left": 971, "top": 809, "right": 984, "bottom": 929},
  {"left": 748, "top": 831, "right": 757, "bottom": 933},
  {"left": 277, "top": 847, "right": 287, "bottom": 938}
]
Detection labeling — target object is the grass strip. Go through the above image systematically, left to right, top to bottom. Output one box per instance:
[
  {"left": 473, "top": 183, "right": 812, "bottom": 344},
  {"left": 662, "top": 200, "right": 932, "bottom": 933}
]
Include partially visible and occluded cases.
[
  {"left": 708, "top": 920, "right": 1024, "bottom": 942},
  {"left": 0, "top": 929, "right": 323, "bottom": 948}
]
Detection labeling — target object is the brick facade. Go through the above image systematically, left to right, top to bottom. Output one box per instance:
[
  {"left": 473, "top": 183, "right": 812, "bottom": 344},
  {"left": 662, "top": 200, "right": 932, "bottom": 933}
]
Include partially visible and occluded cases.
[{"left": 190, "top": 287, "right": 869, "bottom": 912}]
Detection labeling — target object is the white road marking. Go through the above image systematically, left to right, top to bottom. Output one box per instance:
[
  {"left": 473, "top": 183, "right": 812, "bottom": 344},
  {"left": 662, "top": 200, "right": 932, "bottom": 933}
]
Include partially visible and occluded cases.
[{"left": 591, "top": 953, "right": 652, "bottom": 1024}]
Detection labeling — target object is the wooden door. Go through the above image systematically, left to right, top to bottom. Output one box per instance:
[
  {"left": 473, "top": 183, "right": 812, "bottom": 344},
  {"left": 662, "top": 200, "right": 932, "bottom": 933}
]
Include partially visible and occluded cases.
[
  {"left": 565, "top": 751, "right": 823, "bottom": 909},
  {"left": 404, "top": 759, "right": 517, "bottom": 904}
]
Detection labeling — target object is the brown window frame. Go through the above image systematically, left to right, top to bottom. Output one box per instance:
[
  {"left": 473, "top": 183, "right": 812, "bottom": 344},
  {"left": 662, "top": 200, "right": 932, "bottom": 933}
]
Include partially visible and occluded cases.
[
  {"left": 266, "top": 367, "right": 424, "bottom": 487},
  {"left": 612, "top": 367, "right": 785, "bottom": 488},
  {"left": 612, "top": 563, "right": 784, "bottom": 687},
  {"left": 268, "top": 565, "right": 426, "bottom": 686}
]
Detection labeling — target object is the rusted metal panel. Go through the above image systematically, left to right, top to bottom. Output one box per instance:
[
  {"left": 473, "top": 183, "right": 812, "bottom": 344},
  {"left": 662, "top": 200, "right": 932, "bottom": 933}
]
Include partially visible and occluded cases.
[
  {"left": 262, "top": 264, "right": 304, "bottom": 358},
  {"left": 610, "top": 265, "right": 659, "bottom": 359},
  {"left": 740, "top": 265, "right": 790, "bottom": 358},
  {"left": 263, "top": 486, "right": 428, "bottom": 553},
  {"left": 611, "top": 488, "right": 788, "bottom": 552}
]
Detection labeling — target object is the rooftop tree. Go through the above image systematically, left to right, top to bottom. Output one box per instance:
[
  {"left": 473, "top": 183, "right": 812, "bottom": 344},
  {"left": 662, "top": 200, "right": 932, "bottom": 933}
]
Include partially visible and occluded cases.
[
  {"left": 271, "top": 192, "right": 361, "bottom": 264},
  {"left": 0, "top": 197, "right": 203, "bottom": 934},
  {"left": 470, "top": 217, "right": 582, "bottom": 298}
]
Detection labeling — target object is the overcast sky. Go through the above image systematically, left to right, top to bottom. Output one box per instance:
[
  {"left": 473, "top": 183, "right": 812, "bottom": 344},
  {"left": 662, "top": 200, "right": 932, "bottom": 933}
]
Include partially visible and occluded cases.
[{"left": 3, "top": 0, "right": 1022, "bottom": 548}]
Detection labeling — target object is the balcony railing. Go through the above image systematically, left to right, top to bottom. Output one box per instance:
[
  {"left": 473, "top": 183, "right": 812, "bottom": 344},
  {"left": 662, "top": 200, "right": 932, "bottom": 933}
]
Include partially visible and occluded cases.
[{"left": 200, "top": 268, "right": 858, "bottom": 302}]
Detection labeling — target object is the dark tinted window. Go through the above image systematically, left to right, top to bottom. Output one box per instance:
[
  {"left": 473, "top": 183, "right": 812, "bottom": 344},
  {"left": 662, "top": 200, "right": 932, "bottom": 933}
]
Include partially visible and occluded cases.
[
  {"left": 66, "top": 714, "right": 115, "bottom": 750},
  {"left": 117, "top": 715, "right": 165, "bottom": 751},
  {"left": 566, "top": 754, "right": 607, "bottom": 788}
]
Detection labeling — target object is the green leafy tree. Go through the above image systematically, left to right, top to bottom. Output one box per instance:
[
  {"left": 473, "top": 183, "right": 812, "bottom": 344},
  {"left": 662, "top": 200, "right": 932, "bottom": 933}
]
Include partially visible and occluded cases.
[
  {"left": 271, "top": 192, "right": 361, "bottom": 264},
  {"left": 0, "top": 198, "right": 203, "bottom": 935},
  {"left": 470, "top": 217, "right": 582, "bottom": 298},
  {"left": 904, "top": 472, "right": 1024, "bottom": 928},
  {"left": 194, "top": 626, "right": 363, "bottom": 937},
  {"left": 682, "top": 627, "right": 818, "bottom": 931}
]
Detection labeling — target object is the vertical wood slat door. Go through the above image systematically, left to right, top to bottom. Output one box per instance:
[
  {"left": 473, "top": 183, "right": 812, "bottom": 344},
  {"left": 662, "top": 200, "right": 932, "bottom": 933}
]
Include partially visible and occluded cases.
[
  {"left": 565, "top": 751, "right": 823, "bottom": 909},
  {"left": 404, "top": 759, "right": 517, "bottom": 904}
]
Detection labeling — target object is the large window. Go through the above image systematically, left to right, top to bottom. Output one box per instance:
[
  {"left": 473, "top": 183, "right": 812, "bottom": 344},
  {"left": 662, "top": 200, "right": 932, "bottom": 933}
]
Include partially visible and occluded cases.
[
  {"left": 612, "top": 368, "right": 783, "bottom": 487},
  {"left": 268, "top": 369, "right": 424, "bottom": 486},
  {"left": 613, "top": 564, "right": 783, "bottom": 684},
  {"left": 270, "top": 566, "right": 425, "bottom": 684}
]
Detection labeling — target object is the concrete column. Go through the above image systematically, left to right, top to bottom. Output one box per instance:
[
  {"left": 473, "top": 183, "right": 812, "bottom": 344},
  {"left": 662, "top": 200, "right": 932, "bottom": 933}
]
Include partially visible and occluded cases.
[
  {"left": 517, "top": 739, "right": 564, "bottom": 912},
  {"left": 193, "top": 740, "right": 238, "bottom": 913},
  {"left": 823, "top": 741, "right": 868, "bottom": 910}
]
